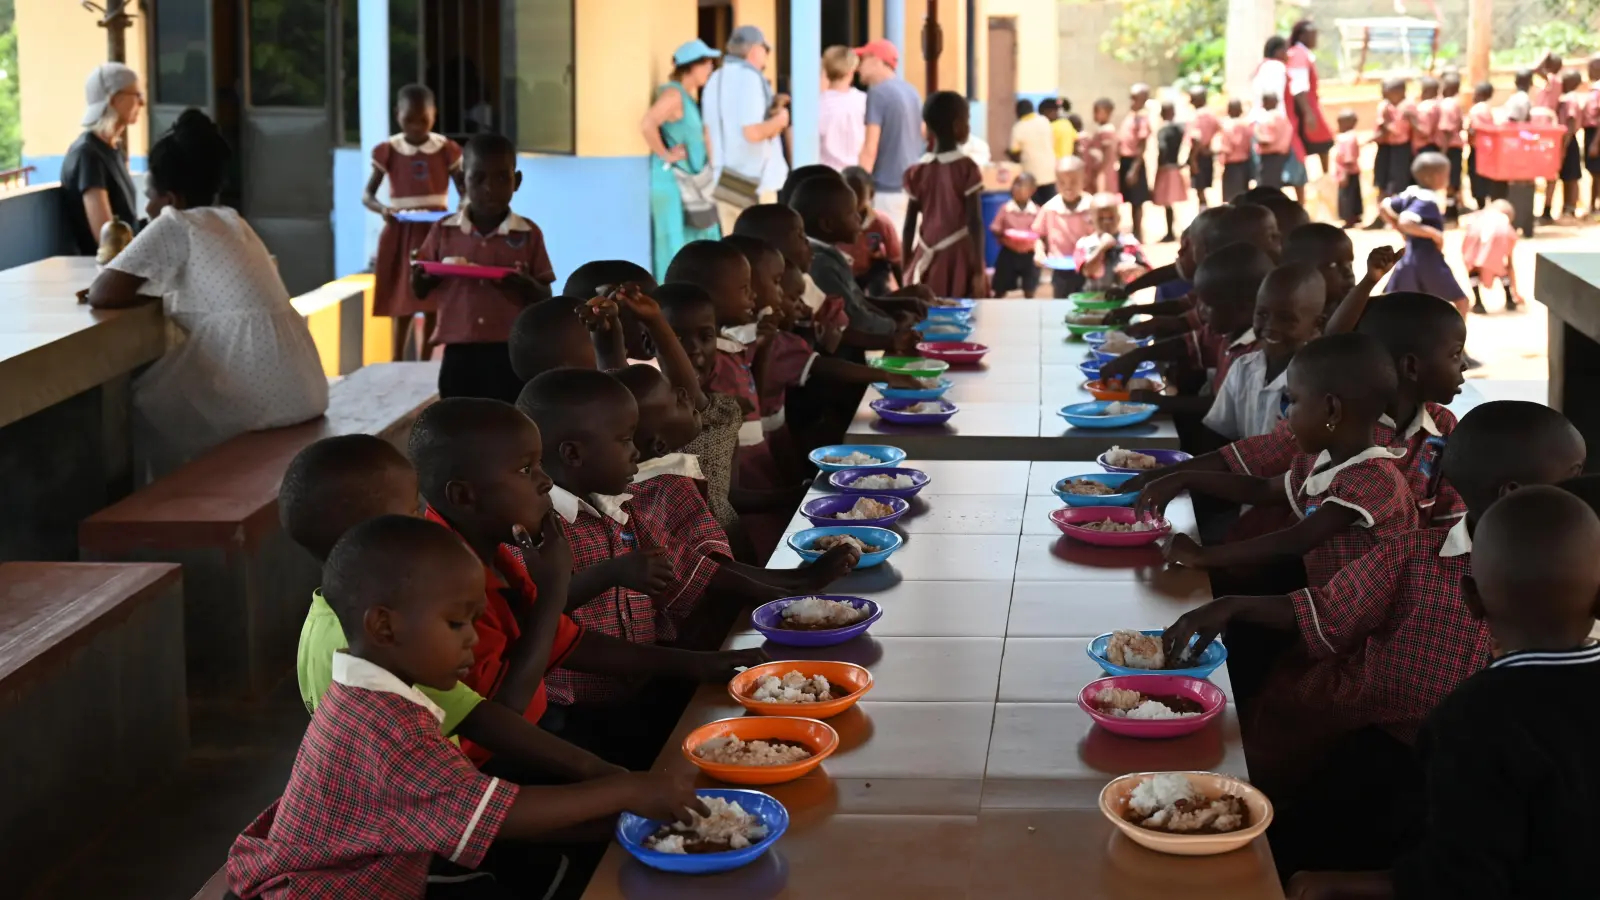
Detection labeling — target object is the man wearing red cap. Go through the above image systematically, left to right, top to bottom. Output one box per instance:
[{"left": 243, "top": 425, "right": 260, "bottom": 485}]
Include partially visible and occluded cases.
[{"left": 854, "top": 39, "right": 923, "bottom": 235}]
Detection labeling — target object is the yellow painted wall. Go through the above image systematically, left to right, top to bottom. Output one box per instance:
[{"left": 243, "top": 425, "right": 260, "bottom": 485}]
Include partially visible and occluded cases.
[
  {"left": 16, "top": 0, "right": 150, "bottom": 160},
  {"left": 574, "top": 0, "right": 697, "bottom": 157},
  {"left": 731, "top": 0, "right": 777, "bottom": 81},
  {"left": 900, "top": 0, "right": 966, "bottom": 101},
  {"left": 982, "top": 0, "right": 1058, "bottom": 95}
]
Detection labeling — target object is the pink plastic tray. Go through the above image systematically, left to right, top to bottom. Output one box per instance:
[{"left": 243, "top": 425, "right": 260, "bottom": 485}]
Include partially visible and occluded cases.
[
  {"left": 417, "top": 260, "right": 516, "bottom": 280},
  {"left": 915, "top": 341, "right": 989, "bottom": 365},
  {"left": 1049, "top": 506, "right": 1170, "bottom": 546},
  {"left": 1077, "top": 675, "right": 1226, "bottom": 739}
]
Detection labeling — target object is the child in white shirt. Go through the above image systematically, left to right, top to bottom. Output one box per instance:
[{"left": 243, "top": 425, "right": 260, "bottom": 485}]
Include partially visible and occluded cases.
[{"left": 1203, "top": 263, "right": 1327, "bottom": 442}]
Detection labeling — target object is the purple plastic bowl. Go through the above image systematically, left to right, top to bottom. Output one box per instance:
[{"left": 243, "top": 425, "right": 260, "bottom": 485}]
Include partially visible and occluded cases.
[
  {"left": 870, "top": 398, "right": 958, "bottom": 426},
  {"left": 1096, "top": 448, "right": 1194, "bottom": 475},
  {"left": 827, "top": 467, "right": 931, "bottom": 498},
  {"left": 800, "top": 494, "right": 910, "bottom": 528},
  {"left": 751, "top": 595, "right": 883, "bottom": 647}
]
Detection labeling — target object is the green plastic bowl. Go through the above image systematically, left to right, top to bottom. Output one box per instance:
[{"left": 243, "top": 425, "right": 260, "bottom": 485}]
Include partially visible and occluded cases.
[
  {"left": 1069, "top": 293, "right": 1128, "bottom": 311},
  {"left": 1064, "top": 321, "right": 1105, "bottom": 338},
  {"left": 869, "top": 356, "right": 952, "bottom": 378}
]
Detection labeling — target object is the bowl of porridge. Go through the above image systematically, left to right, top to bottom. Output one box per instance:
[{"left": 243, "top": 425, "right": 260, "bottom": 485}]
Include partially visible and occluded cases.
[
  {"left": 870, "top": 398, "right": 959, "bottom": 426},
  {"left": 807, "top": 444, "right": 907, "bottom": 473},
  {"left": 1095, "top": 447, "right": 1193, "bottom": 474},
  {"left": 828, "top": 467, "right": 930, "bottom": 498},
  {"left": 1051, "top": 473, "right": 1139, "bottom": 508},
  {"left": 801, "top": 493, "right": 910, "bottom": 528},
  {"left": 1049, "top": 507, "right": 1171, "bottom": 547},
  {"left": 786, "top": 526, "right": 903, "bottom": 568},
  {"left": 751, "top": 595, "right": 882, "bottom": 647},
  {"left": 729, "top": 661, "right": 874, "bottom": 719},
  {"left": 1077, "top": 675, "right": 1227, "bottom": 739},
  {"left": 682, "top": 716, "right": 840, "bottom": 785},
  {"left": 1098, "top": 772, "right": 1272, "bottom": 856},
  {"left": 618, "top": 788, "right": 789, "bottom": 874}
]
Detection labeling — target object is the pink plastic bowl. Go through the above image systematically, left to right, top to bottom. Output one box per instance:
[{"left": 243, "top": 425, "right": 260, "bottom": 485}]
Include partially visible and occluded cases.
[
  {"left": 915, "top": 341, "right": 989, "bottom": 365},
  {"left": 1049, "top": 507, "right": 1171, "bottom": 547},
  {"left": 1077, "top": 675, "right": 1227, "bottom": 739}
]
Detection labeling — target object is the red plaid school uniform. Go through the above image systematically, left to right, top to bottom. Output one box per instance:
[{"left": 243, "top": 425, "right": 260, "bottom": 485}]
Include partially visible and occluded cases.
[
  {"left": 371, "top": 134, "right": 462, "bottom": 318},
  {"left": 415, "top": 211, "right": 556, "bottom": 346},
  {"left": 759, "top": 330, "right": 818, "bottom": 420},
  {"left": 709, "top": 339, "right": 762, "bottom": 446},
  {"left": 1284, "top": 446, "right": 1419, "bottom": 587},
  {"left": 628, "top": 454, "right": 731, "bottom": 638},
  {"left": 422, "top": 508, "right": 583, "bottom": 762},
  {"left": 1285, "top": 520, "right": 1486, "bottom": 743},
  {"left": 227, "top": 656, "right": 518, "bottom": 900}
]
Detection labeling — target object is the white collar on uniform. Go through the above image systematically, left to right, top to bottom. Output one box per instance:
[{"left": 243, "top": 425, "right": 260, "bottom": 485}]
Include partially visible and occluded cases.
[
  {"left": 387, "top": 132, "right": 449, "bottom": 156},
  {"left": 918, "top": 149, "right": 967, "bottom": 164},
  {"left": 1398, "top": 185, "right": 1445, "bottom": 209},
  {"left": 1043, "top": 192, "right": 1092, "bottom": 214},
  {"left": 1003, "top": 199, "right": 1038, "bottom": 215},
  {"left": 440, "top": 206, "right": 533, "bottom": 236},
  {"left": 1229, "top": 328, "right": 1257, "bottom": 349},
  {"left": 715, "top": 336, "right": 747, "bottom": 353},
  {"left": 1378, "top": 405, "right": 1443, "bottom": 441},
  {"left": 1301, "top": 445, "right": 1407, "bottom": 495},
  {"left": 633, "top": 452, "right": 704, "bottom": 483},
  {"left": 549, "top": 484, "right": 632, "bottom": 526},
  {"left": 1438, "top": 516, "right": 1472, "bottom": 558},
  {"left": 331, "top": 652, "right": 446, "bottom": 723}
]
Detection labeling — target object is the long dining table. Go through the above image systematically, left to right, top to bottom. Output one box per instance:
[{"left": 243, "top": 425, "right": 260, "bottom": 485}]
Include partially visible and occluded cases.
[{"left": 579, "top": 298, "right": 1283, "bottom": 899}]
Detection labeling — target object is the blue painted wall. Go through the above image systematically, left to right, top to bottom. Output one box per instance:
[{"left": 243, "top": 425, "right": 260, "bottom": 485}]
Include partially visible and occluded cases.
[{"left": 331, "top": 147, "right": 370, "bottom": 278}]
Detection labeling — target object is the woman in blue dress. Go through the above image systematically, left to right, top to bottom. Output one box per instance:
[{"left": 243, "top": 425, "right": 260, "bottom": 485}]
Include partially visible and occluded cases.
[
  {"left": 642, "top": 40, "right": 723, "bottom": 280},
  {"left": 1380, "top": 151, "right": 1477, "bottom": 365}
]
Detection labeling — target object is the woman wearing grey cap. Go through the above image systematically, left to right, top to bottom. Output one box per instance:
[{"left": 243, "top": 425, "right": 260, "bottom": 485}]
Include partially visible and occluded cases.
[{"left": 59, "top": 62, "right": 144, "bottom": 255}]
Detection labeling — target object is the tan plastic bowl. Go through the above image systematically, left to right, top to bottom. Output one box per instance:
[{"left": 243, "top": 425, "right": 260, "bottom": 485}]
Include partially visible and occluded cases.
[{"left": 1098, "top": 771, "right": 1274, "bottom": 856}]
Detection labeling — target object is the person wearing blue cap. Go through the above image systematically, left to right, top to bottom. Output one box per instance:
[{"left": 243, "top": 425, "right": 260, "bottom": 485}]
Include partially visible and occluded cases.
[
  {"left": 702, "top": 25, "right": 792, "bottom": 233},
  {"left": 643, "top": 39, "right": 725, "bottom": 279}
]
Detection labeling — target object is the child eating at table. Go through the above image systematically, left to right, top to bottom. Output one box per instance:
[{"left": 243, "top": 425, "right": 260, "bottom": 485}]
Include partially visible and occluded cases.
[
  {"left": 364, "top": 84, "right": 464, "bottom": 362},
  {"left": 903, "top": 90, "right": 989, "bottom": 299},
  {"left": 412, "top": 132, "right": 554, "bottom": 403},
  {"left": 1032, "top": 156, "right": 1095, "bottom": 298},
  {"left": 990, "top": 172, "right": 1041, "bottom": 297},
  {"left": 1074, "top": 193, "right": 1148, "bottom": 293},
  {"left": 1200, "top": 263, "right": 1326, "bottom": 443},
  {"left": 655, "top": 282, "right": 745, "bottom": 536},
  {"left": 1135, "top": 333, "right": 1418, "bottom": 588},
  {"left": 226, "top": 515, "right": 706, "bottom": 900}
]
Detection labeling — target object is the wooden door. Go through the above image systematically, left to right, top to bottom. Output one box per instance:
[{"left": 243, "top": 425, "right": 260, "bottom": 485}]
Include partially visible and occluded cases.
[{"left": 987, "top": 17, "right": 1017, "bottom": 153}]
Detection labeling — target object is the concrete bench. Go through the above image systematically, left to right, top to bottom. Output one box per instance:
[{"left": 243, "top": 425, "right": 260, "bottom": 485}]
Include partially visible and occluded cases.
[
  {"left": 79, "top": 362, "right": 440, "bottom": 697},
  {"left": 0, "top": 561, "right": 187, "bottom": 888}
]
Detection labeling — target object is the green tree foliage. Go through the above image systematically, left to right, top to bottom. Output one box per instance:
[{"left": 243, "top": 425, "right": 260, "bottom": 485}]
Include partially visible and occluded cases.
[
  {"left": 1099, "top": 0, "right": 1227, "bottom": 92},
  {"left": 0, "top": 5, "right": 18, "bottom": 171}
]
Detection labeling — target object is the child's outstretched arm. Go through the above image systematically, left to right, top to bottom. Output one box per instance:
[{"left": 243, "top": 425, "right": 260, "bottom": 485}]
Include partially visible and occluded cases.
[
  {"left": 362, "top": 168, "right": 393, "bottom": 219},
  {"left": 1323, "top": 245, "right": 1402, "bottom": 336},
  {"left": 614, "top": 286, "right": 707, "bottom": 409},
  {"left": 575, "top": 294, "right": 629, "bottom": 371},
  {"left": 1119, "top": 312, "right": 1197, "bottom": 339},
  {"left": 1096, "top": 335, "right": 1189, "bottom": 382},
  {"left": 809, "top": 355, "right": 924, "bottom": 389},
  {"left": 1119, "top": 450, "right": 1231, "bottom": 493},
  {"left": 1135, "top": 470, "right": 1283, "bottom": 518},
  {"left": 1164, "top": 503, "right": 1362, "bottom": 571},
  {"left": 561, "top": 629, "right": 767, "bottom": 682},
  {"left": 454, "top": 701, "right": 621, "bottom": 781},
  {"left": 499, "top": 771, "right": 706, "bottom": 842}
]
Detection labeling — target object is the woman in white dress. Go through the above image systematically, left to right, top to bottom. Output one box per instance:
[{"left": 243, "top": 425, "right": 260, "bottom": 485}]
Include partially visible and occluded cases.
[{"left": 86, "top": 109, "right": 328, "bottom": 478}]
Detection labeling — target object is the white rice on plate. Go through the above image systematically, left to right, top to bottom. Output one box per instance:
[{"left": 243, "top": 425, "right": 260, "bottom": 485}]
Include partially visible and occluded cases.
[
  {"left": 1104, "top": 446, "right": 1159, "bottom": 469},
  {"left": 821, "top": 450, "right": 882, "bottom": 466},
  {"left": 852, "top": 473, "right": 916, "bottom": 490},
  {"left": 834, "top": 497, "right": 897, "bottom": 520},
  {"left": 780, "top": 596, "right": 868, "bottom": 628},
  {"left": 1104, "top": 630, "right": 1166, "bottom": 669},
  {"left": 750, "top": 670, "right": 835, "bottom": 704},
  {"left": 694, "top": 735, "right": 813, "bottom": 767},
  {"left": 1126, "top": 774, "right": 1248, "bottom": 834},
  {"left": 644, "top": 797, "right": 770, "bottom": 854}
]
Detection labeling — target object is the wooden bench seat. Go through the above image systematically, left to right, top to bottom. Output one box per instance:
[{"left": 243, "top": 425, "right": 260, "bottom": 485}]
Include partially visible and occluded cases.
[
  {"left": 79, "top": 362, "right": 439, "bottom": 697},
  {"left": 0, "top": 561, "right": 186, "bottom": 889}
]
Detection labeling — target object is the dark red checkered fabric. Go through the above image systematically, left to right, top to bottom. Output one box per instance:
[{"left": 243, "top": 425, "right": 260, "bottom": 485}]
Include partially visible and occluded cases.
[
  {"left": 1285, "top": 449, "right": 1420, "bottom": 587},
  {"left": 628, "top": 472, "right": 730, "bottom": 638}
]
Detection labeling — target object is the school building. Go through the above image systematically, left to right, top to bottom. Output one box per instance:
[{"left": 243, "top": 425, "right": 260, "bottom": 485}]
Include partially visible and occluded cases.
[{"left": 15, "top": 0, "right": 1059, "bottom": 295}]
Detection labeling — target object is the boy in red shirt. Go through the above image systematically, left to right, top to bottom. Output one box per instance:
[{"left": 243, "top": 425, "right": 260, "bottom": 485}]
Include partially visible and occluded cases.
[
  {"left": 1436, "top": 72, "right": 1467, "bottom": 215},
  {"left": 1372, "top": 77, "right": 1415, "bottom": 211},
  {"left": 1411, "top": 77, "right": 1441, "bottom": 155},
  {"left": 1185, "top": 86, "right": 1221, "bottom": 208},
  {"left": 1253, "top": 91, "right": 1295, "bottom": 188},
  {"left": 1218, "top": 98, "right": 1254, "bottom": 200},
  {"left": 1333, "top": 110, "right": 1364, "bottom": 227},
  {"left": 412, "top": 132, "right": 554, "bottom": 403},
  {"left": 227, "top": 515, "right": 702, "bottom": 900}
]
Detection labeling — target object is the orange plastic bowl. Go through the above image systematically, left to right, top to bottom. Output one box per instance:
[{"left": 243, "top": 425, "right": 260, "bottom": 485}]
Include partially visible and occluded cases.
[
  {"left": 1084, "top": 378, "right": 1164, "bottom": 402},
  {"left": 728, "top": 661, "right": 874, "bottom": 719},
  {"left": 683, "top": 716, "right": 840, "bottom": 785},
  {"left": 1098, "top": 771, "right": 1274, "bottom": 856}
]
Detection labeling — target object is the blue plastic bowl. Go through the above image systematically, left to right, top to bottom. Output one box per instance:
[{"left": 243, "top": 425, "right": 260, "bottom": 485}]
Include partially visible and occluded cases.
[
  {"left": 924, "top": 299, "right": 977, "bottom": 318},
  {"left": 914, "top": 322, "right": 975, "bottom": 343},
  {"left": 1083, "top": 330, "right": 1154, "bottom": 351},
  {"left": 1077, "top": 359, "right": 1157, "bottom": 381},
  {"left": 871, "top": 378, "right": 954, "bottom": 401},
  {"left": 1058, "top": 401, "right": 1158, "bottom": 429},
  {"left": 808, "top": 444, "right": 907, "bottom": 473},
  {"left": 828, "top": 467, "right": 930, "bottom": 498},
  {"left": 1051, "top": 472, "right": 1139, "bottom": 507},
  {"left": 801, "top": 493, "right": 910, "bottom": 528},
  {"left": 787, "top": 526, "right": 903, "bottom": 568},
  {"left": 752, "top": 595, "right": 883, "bottom": 646},
  {"left": 1086, "top": 630, "right": 1228, "bottom": 680},
  {"left": 617, "top": 788, "right": 789, "bottom": 874}
]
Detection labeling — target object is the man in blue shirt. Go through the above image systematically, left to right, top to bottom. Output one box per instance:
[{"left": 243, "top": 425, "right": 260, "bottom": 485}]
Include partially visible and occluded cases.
[
  {"left": 702, "top": 25, "right": 791, "bottom": 233},
  {"left": 855, "top": 39, "right": 923, "bottom": 235}
]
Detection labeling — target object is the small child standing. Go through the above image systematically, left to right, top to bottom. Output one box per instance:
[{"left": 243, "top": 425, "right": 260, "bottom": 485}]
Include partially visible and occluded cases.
[
  {"left": 1586, "top": 56, "right": 1600, "bottom": 216},
  {"left": 1551, "top": 69, "right": 1585, "bottom": 222},
  {"left": 1437, "top": 72, "right": 1467, "bottom": 215},
  {"left": 1372, "top": 77, "right": 1414, "bottom": 210},
  {"left": 1412, "top": 77, "right": 1442, "bottom": 156},
  {"left": 1467, "top": 81, "right": 1499, "bottom": 208},
  {"left": 1117, "top": 83, "right": 1153, "bottom": 243},
  {"left": 363, "top": 84, "right": 463, "bottom": 362},
  {"left": 1185, "top": 87, "right": 1221, "bottom": 209},
  {"left": 903, "top": 90, "right": 989, "bottom": 298},
  {"left": 1253, "top": 91, "right": 1294, "bottom": 189},
  {"left": 1078, "top": 98, "right": 1119, "bottom": 194},
  {"left": 1219, "top": 99, "right": 1255, "bottom": 200},
  {"left": 1152, "top": 101, "right": 1187, "bottom": 242},
  {"left": 1334, "top": 111, "right": 1364, "bottom": 227},
  {"left": 412, "top": 133, "right": 554, "bottom": 403},
  {"left": 1381, "top": 152, "right": 1471, "bottom": 322},
  {"left": 1033, "top": 156, "right": 1095, "bottom": 298},
  {"left": 840, "top": 165, "right": 904, "bottom": 295},
  {"left": 990, "top": 172, "right": 1041, "bottom": 296},
  {"left": 1074, "top": 194, "right": 1149, "bottom": 293},
  {"left": 1461, "top": 199, "right": 1523, "bottom": 314}
]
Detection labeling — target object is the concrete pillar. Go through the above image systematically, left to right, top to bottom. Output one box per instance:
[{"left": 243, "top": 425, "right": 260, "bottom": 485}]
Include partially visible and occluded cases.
[
  {"left": 358, "top": 0, "right": 390, "bottom": 264},
  {"left": 790, "top": 0, "right": 822, "bottom": 166},
  {"left": 885, "top": 0, "right": 906, "bottom": 73},
  {"left": 1224, "top": 0, "right": 1273, "bottom": 102},
  {"left": 1467, "top": 0, "right": 1493, "bottom": 87}
]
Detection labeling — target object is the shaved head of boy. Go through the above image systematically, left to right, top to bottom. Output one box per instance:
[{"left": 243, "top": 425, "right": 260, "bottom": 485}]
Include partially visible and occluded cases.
[
  {"left": 790, "top": 175, "right": 863, "bottom": 245},
  {"left": 1237, "top": 187, "right": 1311, "bottom": 236},
  {"left": 1198, "top": 203, "right": 1282, "bottom": 262},
  {"left": 733, "top": 204, "right": 814, "bottom": 271},
  {"left": 1282, "top": 223, "right": 1356, "bottom": 312},
  {"left": 561, "top": 261, "right": 658, "bottom": 361},
  {"left": 1253, "top": 263, "right": 1326, "bottom": 361},
  {"left": 1355, "top": 292, "right": 1467, "bottom": 406},
  {"left": 508, "top": 297, "right": 596, "bottom": 382},
  {"left": 615, "top": 364, "right": 701, "bottom": 460},
  {"left": 516, "top": 368, "right": 641, "bottom": 497},
  {"left": 407, "top": 397, "right": 555, "bottom": 546},
  {"left": 1441, "top": 401, "right": 1586, "bottom": 516},
  {"left": 281, "top": 435, "right": 418, "bottom": 562},
  {"left": 1468, "top": 485, "right": 1600, "bottom": 650},
  {"left": 324, "top": 514, "right": 486, "bottom": 691}
]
